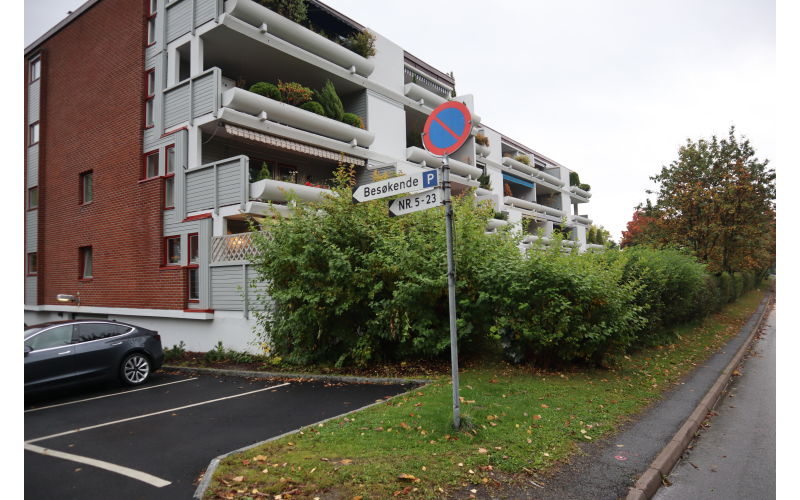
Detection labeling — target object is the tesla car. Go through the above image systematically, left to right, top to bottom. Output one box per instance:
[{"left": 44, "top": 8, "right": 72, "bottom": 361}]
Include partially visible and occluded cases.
[{"left": 24, "top": 319, "right": 164, "bottom": 392}]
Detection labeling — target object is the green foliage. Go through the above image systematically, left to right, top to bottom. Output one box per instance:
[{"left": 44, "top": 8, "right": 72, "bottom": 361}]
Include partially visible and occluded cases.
[
  {"left": 257, "top": 0, "right": 307, "bottom": 23},
  {"left": 344, "top": 30, "right": 376, "bottom": 58},
  {"left": 277, "top": 80, "right": 313, "bottom": 106},
  {"left": 315, "top": 80, "right": 344, "bottom": 121},
  {"left": 248, "top": 82, "right": 281, "bottom": 101},
  {"left": 299, "top": 101, "right": 325, "bottom": 115},
  {"left": 341, "top": 112, "right": 364, "bottom": 129},
  {"left": 475, "top": 133, "right": 490, "bottom": 147},
  {"left": 513, "top": 154, "right": 531, "bottom": 165},
  {"left": 254, "top": 162, "right": 272, "bottom": 182},
  {"left": 569, "top": 171, "right": 580, "bottom": 186},
  {"left": 477, "top": 174, "right": 491, "bottom": 190},
  {"left": 579, "top": 183, "right": 591, "bottom": 192},
  {"left": 493, "top": 212, "right": 508, "bottom": 221},
  {"left": 163, "top": 341, "right": 186, "bottom": 362},
  {"left": 204, "top": 341, "right": 227, "bottom": 364}
]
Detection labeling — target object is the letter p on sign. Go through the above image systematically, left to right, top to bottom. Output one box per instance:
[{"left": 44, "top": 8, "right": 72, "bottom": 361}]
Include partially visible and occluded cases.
[{"left": 423, "top": 170, "right": 439, "bottom": 189}]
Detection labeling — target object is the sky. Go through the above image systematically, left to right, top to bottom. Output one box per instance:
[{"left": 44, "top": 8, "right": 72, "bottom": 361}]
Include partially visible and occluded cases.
[{"left": 23, "top": 0, "right": 778, "bottom": 242}]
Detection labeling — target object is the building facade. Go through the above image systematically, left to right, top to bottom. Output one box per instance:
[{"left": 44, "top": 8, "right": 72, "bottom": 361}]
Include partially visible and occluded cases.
[{"left": 24, "top": 0, "right": 596, "bottom": 352}]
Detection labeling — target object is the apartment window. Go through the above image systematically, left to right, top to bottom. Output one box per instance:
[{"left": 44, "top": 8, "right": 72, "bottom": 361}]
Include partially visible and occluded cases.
[
  {"left": 149, "top": 0, "right": 157, "bottom": 15},
  {"left": 146, "top": 3, "right": 156, "bottom": 46},
  {"left": 176, "top": 42, "right": 191, "bottom": 82},
  {"left": 29, "top": 57, "right": 41, "bottom": 83},
  {"left": 145, "top": 70, "right": 155, "bottom": 128},
  {"left": 29, "top": 122, "right": 40, "bottom": 145},
  {"left": 164, "top": 145, "right": 175, "bottom": 208},
  {"left": 144, "top": 150, "right": 159, "bottom": 178},
  {"left": 80, "top": 171, "right": 93, "bottom": 204},
  {"left": 28, "top": 187, "right": 39, "bottom": 209},
  {"left": 187, "top": 233, "right": 199, "bottom": 301},
  {"left": 165, "top": 236, "right": 181, "bottom": 265},
  {"left": 79, "top": 246, "right": 93, "bottom": 279},
  {"left": 27, "top": 253, "right": 37, "bottom": 275}
]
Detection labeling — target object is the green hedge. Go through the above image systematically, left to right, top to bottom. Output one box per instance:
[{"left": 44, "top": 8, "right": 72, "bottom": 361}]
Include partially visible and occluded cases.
[{"left": 249, "top": 168, "right": 764, "bottom": 368}]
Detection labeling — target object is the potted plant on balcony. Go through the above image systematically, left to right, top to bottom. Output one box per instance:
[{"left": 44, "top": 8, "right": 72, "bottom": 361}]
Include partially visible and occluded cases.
[{"left": 475, "top": 133, "right": 490, "bottom": 146}]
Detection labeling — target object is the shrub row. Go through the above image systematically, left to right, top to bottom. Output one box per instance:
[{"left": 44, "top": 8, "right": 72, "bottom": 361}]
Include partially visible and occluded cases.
[
  {"left": 248, "top": 79, "right": 364, "bottom": 129},
  {"left": 249, "top": 168, "right": 762, "bottom": 368}
]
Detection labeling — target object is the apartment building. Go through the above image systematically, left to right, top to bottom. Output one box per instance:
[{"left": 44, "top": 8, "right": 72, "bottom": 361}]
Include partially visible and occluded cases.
[{"left": 24, "top": 0, "right": 595, "bottom": 351}]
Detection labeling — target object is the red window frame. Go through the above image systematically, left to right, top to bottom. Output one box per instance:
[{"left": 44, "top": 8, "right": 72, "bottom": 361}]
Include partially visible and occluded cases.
[
  {"left": 146, "top": 1, "right": 157, "bottom": 47},
  {"left": 29, "top": 57, "right": 41, "bottom": 83},
  {"left": 144, "top": 69, "right": 155, "bottom": 129},
  {"left": 29, "top": 122, "right": 40, "bottom": 146},
  {"left": 164, "top": 144, "right": 175, "bottom": 209},
  {"left": 143, "top": 150, "right": 159, "bottom": 179},
  {"left": 79, "top": 170, "right": 93, "bottom": 205},
  {"left": 28, "top": 186, "right": 39, "bottom": 210},
  {"left": 187, "top": 232, "right": 199, "bottom": 302},
  {"left": 164, "top": 235, "right": 181, "bottom": 267},
  {"left": 79, "top": 246, "right": 93, "bottom": 280},
  {"left": 27, "top": 252, "right": 37, "bottom": 276}
]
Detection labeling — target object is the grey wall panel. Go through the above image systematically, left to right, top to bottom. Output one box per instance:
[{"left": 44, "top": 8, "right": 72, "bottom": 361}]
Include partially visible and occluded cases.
[
  {"left": 166, "top": 0, "right": 192, "bottom": 42},
  {"left": 195, "top": 0, "right": 218, "bottom": 27},
  {"left": 192, "top": 72, "right": 217, "bottom": 118},
  {"left": 28, "top": 81, "right": 40, "bottom": 123},
  {"left": 164, "top": 85, "right": 191, "bottom": 128},
  {"left": 144, "top": 127, "right": 159, "bottom": 148},
  {"left": 27, "top": 146, "right": 38, "bottom": 187},
  {"left": 185, "top": 169, "right": 215, "bottom": 212},
  {"left": 26, "top": 214, "right": 37, "bottom": 251},
  {"left": 211, "top": 265, "right": 245, "bottom": 310},
  {"left": 246, "top": 265, "right": 269, "bottom": 311},
  {"left": 25, "top": 276, "right": 37, "bottom": 305}
]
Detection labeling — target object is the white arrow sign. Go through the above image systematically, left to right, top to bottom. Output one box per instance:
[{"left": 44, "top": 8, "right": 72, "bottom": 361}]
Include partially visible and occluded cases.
[
  {"left": 352, "top": 170, "right": 439, "bottom": 203},
  {"left": 388, "top": 188, "right": 442, "bottom": 217}
]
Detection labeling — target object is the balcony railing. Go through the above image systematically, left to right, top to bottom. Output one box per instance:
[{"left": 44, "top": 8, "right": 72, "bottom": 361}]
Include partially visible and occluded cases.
[
  {"left": 224, "top": 0, "right": 375, "bottom": 77},
  {"left": 406, "top": 147, "right": 482, "bottom": 179},
  {"left": 501, "top": 157, "right": 565, "bottom": 188},
  {"left": 250, "top": 178, "right": 333, "bottom": 203},
  {"left": 569, "top": 185, "right": 592, "bottom": 202},
  {"left": 503, "top": 196, "right": 564, "bottom": 218},
  {"left": 573, "top": 214, "right": 592, "bottom": 225},
  {"left": 211, "top": 232, "right": 261, "bottom": 263}
]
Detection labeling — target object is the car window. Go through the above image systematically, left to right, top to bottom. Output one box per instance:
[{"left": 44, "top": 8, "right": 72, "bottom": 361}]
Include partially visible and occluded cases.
[
  {"left": 74, "top": 323, "right": 131, "bottom": 343},
  {"left": 25, "top": 325, "right": 74, "bottom": 350}
]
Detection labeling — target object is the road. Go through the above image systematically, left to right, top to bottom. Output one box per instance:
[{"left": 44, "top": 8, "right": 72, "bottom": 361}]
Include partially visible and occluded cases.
[{"left": 654, "top": 306, "right": 776, "bottom": 500}]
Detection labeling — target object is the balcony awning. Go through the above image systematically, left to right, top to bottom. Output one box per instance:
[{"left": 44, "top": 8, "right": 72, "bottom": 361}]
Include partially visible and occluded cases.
[
  {"left": 224, "top": 125, "right": 366, "bottom": 167},
  {"left": 502, "top": 173, "right": 535, "bottom": 188}
]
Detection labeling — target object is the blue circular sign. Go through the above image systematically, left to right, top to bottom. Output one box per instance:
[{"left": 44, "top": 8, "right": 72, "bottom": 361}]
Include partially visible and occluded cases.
[{"left": 422, "top": 101, "right": 472, "bottom": 156}]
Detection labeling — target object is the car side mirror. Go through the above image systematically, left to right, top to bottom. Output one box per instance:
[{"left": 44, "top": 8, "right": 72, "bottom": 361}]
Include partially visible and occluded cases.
[{"left": 24, "top": 344, "right": 33, "bottom": 356}]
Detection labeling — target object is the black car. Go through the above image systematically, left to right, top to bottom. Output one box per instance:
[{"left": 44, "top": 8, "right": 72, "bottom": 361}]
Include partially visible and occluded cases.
[{"left": 24, "top": 319, "right": 164, "bottom": 392}]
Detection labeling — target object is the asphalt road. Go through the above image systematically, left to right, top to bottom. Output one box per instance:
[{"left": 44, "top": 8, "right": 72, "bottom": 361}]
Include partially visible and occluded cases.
[
  {"left": 654, "top": 307, "right": 776, "bottom": 500},
  {"left": 24, "top": 371, "right": 415, "bottom": 499}
]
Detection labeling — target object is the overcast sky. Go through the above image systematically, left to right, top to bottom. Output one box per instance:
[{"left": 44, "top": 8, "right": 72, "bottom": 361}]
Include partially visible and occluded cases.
[{"left": 24, "top": 0, "right": 776, "bottom": 241}]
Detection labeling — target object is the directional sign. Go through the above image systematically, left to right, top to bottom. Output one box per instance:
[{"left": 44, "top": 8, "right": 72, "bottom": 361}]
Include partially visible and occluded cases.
[
  {"left": 422, "top": 101, "right": 473, "bottom": 156},
  {"left": 352, "top": 170, "right": 438, "bottom": 203},
  {"left": 388, "top": 188, "right": 442, "bottom": 217}
]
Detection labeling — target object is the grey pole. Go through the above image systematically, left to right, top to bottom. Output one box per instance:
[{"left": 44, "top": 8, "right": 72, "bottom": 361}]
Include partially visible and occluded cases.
[{"left": 442, "top": 154, "right": 460, "bottom": 429}]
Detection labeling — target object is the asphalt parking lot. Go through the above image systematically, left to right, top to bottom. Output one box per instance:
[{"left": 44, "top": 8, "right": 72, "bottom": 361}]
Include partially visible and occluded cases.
[{"left": 24, "top": 370, "right": 416, "bottom": 499}]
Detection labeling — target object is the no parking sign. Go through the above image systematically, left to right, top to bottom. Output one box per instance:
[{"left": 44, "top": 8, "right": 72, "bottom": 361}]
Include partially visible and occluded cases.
[{"left": 422, "top": 101, "right": 473, "bottom": 157}]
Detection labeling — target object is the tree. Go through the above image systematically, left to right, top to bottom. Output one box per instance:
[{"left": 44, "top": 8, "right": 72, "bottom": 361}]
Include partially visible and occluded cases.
[
  {"left": 638, "top": 126, "right": 775, "bottom": 274},
  {"left": 620, "top": 201, "right": 659, "bottom": 248}
]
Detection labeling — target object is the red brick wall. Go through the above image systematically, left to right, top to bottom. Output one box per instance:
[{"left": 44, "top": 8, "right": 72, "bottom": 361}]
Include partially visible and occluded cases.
[{"left": 36, "top": 0, "right": 185, "bottom": 310}]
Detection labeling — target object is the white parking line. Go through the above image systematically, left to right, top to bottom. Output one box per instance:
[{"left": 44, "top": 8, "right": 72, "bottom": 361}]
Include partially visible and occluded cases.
[
  {"left": 25, "top": 378, "right": 199, "bottom": 413},
  {"left": 25, "top": 382, "right": 291, "bottom": 444},
  {"left": 24, "top": 443, "right": 171, "bottom": 488}
]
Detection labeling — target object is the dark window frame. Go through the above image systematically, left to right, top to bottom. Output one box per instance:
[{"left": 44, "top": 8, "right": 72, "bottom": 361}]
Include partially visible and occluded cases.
[
  {"left": 29, "top": 56, "right": 41, "bottom": 83},
  {"left": 144, "top": 69, "right": 155, "bottom": 129},
  {"left": 29, "top": 122, "right": 40, "bottom": 146},
  {"left": 164, "top": 144, "right": 175, "bottom": 208},
  {"left": 144, "top": 149, "right": 159, "bottom": 179},
  {"left": 79, "top": 170, "right": 93, "bottom": 205},
  {"left": 28, "top": 186, "right": 39, "bottom": 210},
  {"left": 187, "top": 232, "right": 199, "bottom": 302},
  {"left": 164, "top": 235, "right": 181, "bottom": 267},
  {"left": 79, "top": 246, "right": 93, "bottom": 279},
  {"left": 27, "top": 252, "right": 37, "bottom": 276}
]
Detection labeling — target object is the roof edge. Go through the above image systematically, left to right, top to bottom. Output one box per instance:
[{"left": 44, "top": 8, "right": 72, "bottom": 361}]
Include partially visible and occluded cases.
[{"left": 25, "top": 0, "right": 101, "bottom": 55}]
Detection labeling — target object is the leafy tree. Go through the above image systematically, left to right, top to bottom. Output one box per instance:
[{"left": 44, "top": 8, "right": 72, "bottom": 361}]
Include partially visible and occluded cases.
[
  {"left": 315, "top": 80, "right": 344, "bottom": 121},
  {"left": 636, "top": 127, "right": 775, "bottom": 274},
  {"left": 620, "top": 201, "right": 659, "bottom": 248}
]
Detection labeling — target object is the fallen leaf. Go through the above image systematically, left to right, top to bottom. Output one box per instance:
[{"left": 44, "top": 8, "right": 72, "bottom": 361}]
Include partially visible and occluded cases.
[
  {"left": 541, "top": 404, "right": 549, "bottom": 408},
  {"left": 534, "top": 415, "right": 542, "bottom": 420},
  {"left": 400, "top": 422, "right": 411, "bottom": 430},
  {"left": 478, "top": 448, "right": 488, "bottom": 454},
  {"left": 254, "top": 455, "right": 268, "bottom": 462},
  {"left": 242, "top": 459, "right": 251, "bottom": 465},
  {"left": 340, "top": 459, "right": 353, "bottom": 465},
  {"left": 397, "top": 473, "right": 418, "bottom": 482},
  {"left": 233, "top": 476, "right": 244, "bottom": 482}
]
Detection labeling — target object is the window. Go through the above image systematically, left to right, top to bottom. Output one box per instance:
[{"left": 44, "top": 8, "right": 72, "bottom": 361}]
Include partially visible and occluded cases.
[
  {"left": 149, "top": 0, "right": 157, "bottom": 15},
  {"left": 146, "top": 1, "right": 157, "bottom": 47},
  {"left": 176, "top": 42, "right": 191, "bottom": 82},
  {"left": 29, "top": 57, "right": 41, "bottom": 83},
  {"left": 145, "top": 70, "right": 155, "bottom": 128},
  {"left": 29, "top": 122, "right": 39, "bottom": 145},
  {"left": 164, "top": 145, "right": 175, "bottom": 208},
  {"left": 144, "top": 150, "right": 159, "bottom": 178},
  {"left": 80, "top": 171, "right": 93, "bottom": 204},
  {"left": 28, "top": 187, "right": 39, "bottom": 209},
  {"left": 187, "top": 233, "right": 199, "bottom": 301},
  {"left": 165, "top": 236, "right": 181, "bottom": 265},
  {"left": 79, "top": 246, "right": 93, "bottom": 279},
  {"left": 27, "top": 252, "right": 37, "bottom": 275},
  {"left": 75, "top": 323, "right": 131, "bottom": 343},
  {"left": 25, "top": 325, "right": 74, "bottom": 350}
]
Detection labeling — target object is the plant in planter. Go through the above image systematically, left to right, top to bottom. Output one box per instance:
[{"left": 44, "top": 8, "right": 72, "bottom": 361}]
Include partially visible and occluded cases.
[
  {"left": 256, "top": 0, "right": 307, "bottom": 23},
  {"left": 343, "top": 29, "right": 376, "bottom": 58},
  {"left": 277, "top": 80, "right": 313, "bottom": 106},
  {"left": 315, "top": 80, "right": 344, "bottom": 121},
  {"left": 249, "top": 82, "right": 282, "bottom": 101},
  {"left": 300, "top": 101, "right": 325, "bottom": 115},
  {"left": 342, "top": 112, "right": 364, "bottom": 129},
  {"left": 475, "top": 133, "right": 490, "bottom": 147},
  {"left": 514, "top": 154, "right": 531, "bottom": 165},
  {"left": 253, "top": 162, "right": 272, "bottom": 182},
  {"left": 569, "top": 171, "right": 580, "bottom": 186},
  {"left": 477, "top": 173, "right": 492, "bottom": 190},
  {"left": 504, "top": 182, "right": 513, "bottom": 197},
  {"left": 579, "top": 183, "right": 591, "bottom": 192},
  {"left": 494, "top": 211, "right": 508, "bottom": 220}
]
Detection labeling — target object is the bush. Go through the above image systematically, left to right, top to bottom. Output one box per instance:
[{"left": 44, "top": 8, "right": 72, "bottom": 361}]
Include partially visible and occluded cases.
[
  {"left": 257, "top": 0, "right": 307, "bottom": 23},
  {"left": 344, "top": 30, "right": 376, "bottom": 58},
  {"left": 277, "top": 80, "right": 313, "bottom": 106},
  {"left": 315, "top": 80, "right": 344, "bottom": 121},
  {"left": 249, "top": 82, "right": 281, "bottom": 101},
  {"left": 300, "top": 101, "right": 325, "bottom": 115},
  {"left": 342, "top": 112, "right": 364, "bottom": 129},
  {"left": 475, "top": 133, "right": 490, "bottom": 146},
  {"left": 513, "top": 155, "right": 531, "bottom": 165},
  {"left": 569, "top": 172, "right": 580, "bottom": 186},
  {"left": 579, "top": 183, "right": 591, "bottom": 192},
  {"left": 716, "top": 272, "right": 733, "bottom": 304},
  {"left": 732, "top": 272, "right": 744, "bottom": 300},
  {"left": 164, "top": 341, "right": 186, "bottom": 362},
  {"left": 204, "top": 341, "right": 227, "bottom": 363}
]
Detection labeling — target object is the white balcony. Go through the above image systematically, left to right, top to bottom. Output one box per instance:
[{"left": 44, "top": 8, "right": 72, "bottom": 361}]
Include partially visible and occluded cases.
[
  {"left": 224, "top": 0, "right": 375, "bottom": 77},
  {"left": 404, "top": 82, "right": 448, "bottom": 109},
  {"left": 221, "top": 87, "right": 375, "bottom": 147},
  {"left": 475, "top": 143, "right": 491, "bottom": 158},
  {"left": 405, "top": 146, "right": 482, "bottom": 179},
  {"left": 501, "top": 157, "right": 565, "bottom": 188},
  {"left": 250, "top": 178, "right": 333, "bottom": 203},
  {"left": 569, "top": 185, "right": 592, "bottom": 199},
  {"left": 503, "top": 196, "right": 564, "bottom": 218},
  {"left": 573, "top": 214, "right": 592, "bottom": 225},
  {"left": 486, "top": 218, "right": 510, "bottom": 232},
  {"left": 211, "top": 232, "right": 260, "bottom": 263},
  {"left": 522, "top": 235, "right": 577, "bottom": 249},
  {"left": 585, "top": 244, "right": 605, "bottom": 252}
]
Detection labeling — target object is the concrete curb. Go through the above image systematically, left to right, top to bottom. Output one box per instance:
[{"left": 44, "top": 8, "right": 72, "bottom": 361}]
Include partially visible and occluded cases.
[
  {"left": 625, "top": 294, "right": 772, "bottom": 500},
  {"left": 163, "top": 364, "right": 431, "bottom": 386},
  {"left": 191, "top": 382, "right": 426, "bottom": 499}
]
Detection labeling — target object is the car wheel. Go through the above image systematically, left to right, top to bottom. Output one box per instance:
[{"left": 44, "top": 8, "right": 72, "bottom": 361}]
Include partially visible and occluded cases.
[{"left": 120, "top": 353, "right": 151, "bottom": 386}]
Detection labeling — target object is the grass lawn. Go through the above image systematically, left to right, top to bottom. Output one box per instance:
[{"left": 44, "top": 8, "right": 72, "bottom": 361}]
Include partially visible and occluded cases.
[{"left": 205, "top": 289, "right": 767, "bottom": 499}]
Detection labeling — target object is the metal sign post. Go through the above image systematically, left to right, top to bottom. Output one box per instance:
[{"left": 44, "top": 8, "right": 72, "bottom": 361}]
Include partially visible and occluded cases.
[{"left": 442, "top": 153, "right": 460, "bottom": 429}]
